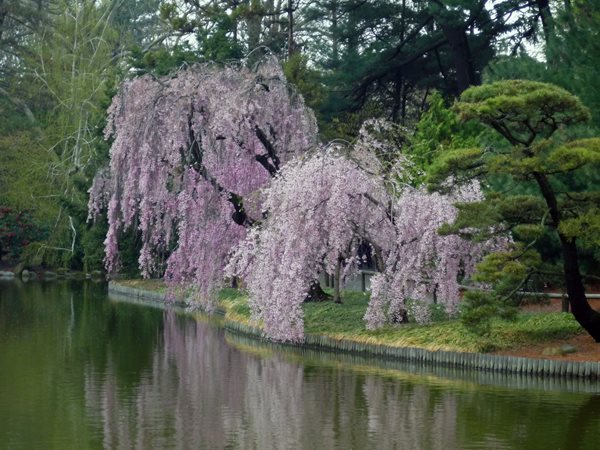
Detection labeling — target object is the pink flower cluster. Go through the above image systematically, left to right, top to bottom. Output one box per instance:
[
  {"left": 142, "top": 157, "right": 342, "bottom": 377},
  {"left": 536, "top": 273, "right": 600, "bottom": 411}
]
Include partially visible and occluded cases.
[
  {"left": 89, "top": 56, "right": 317, "bottom": 300},
  {"left": 229, "top": 146, "right": 497, "bottom": 340},
  {"left": 227, "top": 150, "right": 395, "bottom": 341},
  {"left": 364, "top": 184, "right": 490, "bottom": 329}
]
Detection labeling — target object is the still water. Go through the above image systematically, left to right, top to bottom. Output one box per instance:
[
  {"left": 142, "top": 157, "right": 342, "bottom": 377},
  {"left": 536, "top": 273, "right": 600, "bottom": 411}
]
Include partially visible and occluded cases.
[{"left": 1, "top": 281, "right": 600, "bottom": 450}]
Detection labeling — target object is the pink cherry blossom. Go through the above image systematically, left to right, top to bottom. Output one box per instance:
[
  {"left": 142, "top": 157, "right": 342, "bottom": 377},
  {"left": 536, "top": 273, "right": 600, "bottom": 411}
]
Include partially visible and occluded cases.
[
  {"left": 89, "top": 56, "right": 317, "bottom": 304},
  {"left": 91, "top": 58, "right": 503, "bottom": 341},
  {"left": 227, "top": 149, "right": 396, "bottom": 341},
  {"left": 364, "top": 182, "right": 501, "bottom": 329}
]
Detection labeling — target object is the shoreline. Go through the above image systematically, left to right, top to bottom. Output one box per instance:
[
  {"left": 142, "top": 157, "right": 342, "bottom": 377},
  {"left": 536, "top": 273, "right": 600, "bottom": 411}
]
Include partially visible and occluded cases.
[{"left": 108, "top": 281, "right": 600, "bottom": 380}]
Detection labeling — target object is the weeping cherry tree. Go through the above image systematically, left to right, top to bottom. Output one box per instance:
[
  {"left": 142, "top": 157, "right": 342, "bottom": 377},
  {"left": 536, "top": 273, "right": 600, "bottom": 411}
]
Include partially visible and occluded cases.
[
  {"left": 89, "top": 54, "right": 317, "bottom": 303},
  {"left": 227, "top": 148, "right": 396, "bottom": 341},
  {"left": 364, "top": 183, "right": 504, "bottom": 329}
]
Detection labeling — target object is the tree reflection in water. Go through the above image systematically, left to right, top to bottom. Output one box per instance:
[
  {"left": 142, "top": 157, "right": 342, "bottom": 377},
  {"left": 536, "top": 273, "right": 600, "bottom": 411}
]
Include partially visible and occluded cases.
[
  {"left": 4, "top": 283, "right": 599, "bottom": 449},
  {"left": 81, "top": 309, "right": 600, "bottom": 450},
  {"left": 82, "top": 310, "right": 461, "bottom": 449}
]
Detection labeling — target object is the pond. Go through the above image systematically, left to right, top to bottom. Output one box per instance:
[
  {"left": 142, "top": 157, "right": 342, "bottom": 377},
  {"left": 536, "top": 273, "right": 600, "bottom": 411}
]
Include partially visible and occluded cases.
[{"left": 1, "top": 281, "right": 599, "bottom": 449}]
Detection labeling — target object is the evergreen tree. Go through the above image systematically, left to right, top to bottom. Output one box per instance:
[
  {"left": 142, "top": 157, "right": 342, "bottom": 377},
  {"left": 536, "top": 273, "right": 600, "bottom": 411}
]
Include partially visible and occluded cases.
[{"left": 430, "top": 80, "right": 600, "bottom": 340}]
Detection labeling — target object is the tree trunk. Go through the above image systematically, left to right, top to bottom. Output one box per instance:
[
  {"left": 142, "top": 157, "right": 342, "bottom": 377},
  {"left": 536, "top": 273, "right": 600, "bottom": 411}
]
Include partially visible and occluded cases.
[
  {"left": 232, "top": 0, "right": 240, "bottom": 45},
  {"left": 246, "top": 0, "right": 262, "bottom": 50},
  {"left": 287, "top": 0, "right": 294, "bottom": 57},
  {"left": 330, "top": 0, "right": 339, "bottom": 68},
  {"left": 536, "top": 0, "right": 557, "bottom": 66},
  {"left": 537, "top": 0, "right": 555, "bottom": 45},
  {"left": 0, "top": 1, "right": 6, "bottom": 43},
  {"left": 440, "top": 25, "right": 476, "bottom": 94},
  {"left": 533, "top": 171, "right": 600, "bottom": 341},
  {"left": 559, "top": 235, "right": 600, "bottom": 341},
  {"left": 333, "top": 258, "right": 342, "bottom": 304},
  {"left": 305, "top": 281, "right": 331, "bottom": 302}
]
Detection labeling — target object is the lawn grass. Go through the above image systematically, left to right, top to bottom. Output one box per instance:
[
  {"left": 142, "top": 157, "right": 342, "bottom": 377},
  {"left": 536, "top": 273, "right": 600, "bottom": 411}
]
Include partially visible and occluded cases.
[
  {"left": 116, "top": 280, "right": 584, "bottom": 353},
  {"left": 302, "top": 291, "right": 582, "bottom": 352}
]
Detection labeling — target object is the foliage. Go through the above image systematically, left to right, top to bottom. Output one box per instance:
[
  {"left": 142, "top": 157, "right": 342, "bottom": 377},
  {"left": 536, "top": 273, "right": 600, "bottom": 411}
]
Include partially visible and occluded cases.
[
  {"left": 0, "top": 0, "right": 51, "bottom": 81},
  {"left": 3, "top": 0, "right": 583, "bottom": 274},
  {"left": 8, "top": 0, "right": 600, "bottom": 346},
  {"left": 159, "top": 0, "right": 289, "bottom": 61},
  {"left": 303, "top": 0, "right": 558, "bottom": 137},
  {"left": 307, "top": 0, "right": 428, "bottom": 128},
  {"left": 329, "top": 0, "right": 537, "bottom": 118},
  {"left": 486, "top": 0, "right": 600, "bottom": 273},
  {"left": 0, "top": 1, "right": 126, "bottom": 269},
  {"left": 485, "top": 1, "right": 600, "bottom": 131},
  {"left": 129, "top": 44, "right": 201, "bottom": 76},
  {"left": 283, "top": 53, "right": 326, "bottom": 127},
  {"left": 454, "top": 80, "right": 590, "bottom": 143},
  {"left": 407, "top": 91, "right": 484, "bottom": 181},
  {"left": 319, "top": 100, "right": 390, "bottom": 142},
  {"left": 0, "top": 133, "right": 58, "bottom": 222},
  {"left": 0, "top": 207, "right": 45, "bottom": 260},
  {"left": 80, "top": 215, "right": 108, "bottom": 272},
  {"left": 123, "top": 280, "right": 584, "bottom": 353},
  {"left": 304, "top": 304, "right": 581, "bottom": 354}
]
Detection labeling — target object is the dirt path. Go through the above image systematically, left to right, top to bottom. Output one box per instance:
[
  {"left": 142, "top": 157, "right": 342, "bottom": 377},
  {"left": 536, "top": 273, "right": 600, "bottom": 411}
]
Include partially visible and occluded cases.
[
  {"left": 496, "top": 298, "right": 600, "bottom": 362},
  {"left": 496, "top": 333, "right": 599, "bottom": 361}
]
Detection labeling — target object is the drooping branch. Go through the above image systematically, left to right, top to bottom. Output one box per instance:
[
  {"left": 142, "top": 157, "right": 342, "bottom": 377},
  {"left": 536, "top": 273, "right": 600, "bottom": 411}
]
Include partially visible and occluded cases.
[
  {"left": 92, "top": 56, "right": 317, "bottom": 301},
  {"left": 187, "top": 115, "right": 254, "bottom": 227},
  {"left": 254, "top": 125, "right": 280, "bottom": 175},
  {"left": 227, "top": 151, "right": 395, "bottom": 341},
  {"left": 364, "top": 184, "right": 497, "bottom": 329}
]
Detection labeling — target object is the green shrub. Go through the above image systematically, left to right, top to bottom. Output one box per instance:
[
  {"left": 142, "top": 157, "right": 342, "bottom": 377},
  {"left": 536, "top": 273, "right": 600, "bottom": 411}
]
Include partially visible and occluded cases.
[{"left": 0, "top": 207, "right": 46, "bottom": 260}]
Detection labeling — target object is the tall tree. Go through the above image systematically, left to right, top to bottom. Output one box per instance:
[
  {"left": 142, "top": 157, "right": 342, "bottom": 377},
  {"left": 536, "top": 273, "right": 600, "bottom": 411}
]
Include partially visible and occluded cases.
[
  {"left": 0, "top": 0, "right": 52, "bottom": 130},
  {"left": 25, "top": 0, "right": 121, "bottom": 266},
  {"left": 158, "top": 0, "right": 299, "bottom": 61},
  {"left": 320, "top": 0, "right": 565, "bottom": 128},
  {"left": 351, "top": 0, "right": 498, "bottom": 110},
  {"left": 364, "top": 182, "right": 497, "bottom": 329}
]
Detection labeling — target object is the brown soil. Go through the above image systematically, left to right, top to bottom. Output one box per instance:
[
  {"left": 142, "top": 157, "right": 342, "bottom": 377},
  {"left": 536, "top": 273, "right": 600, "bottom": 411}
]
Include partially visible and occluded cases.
[
  {"left": 496, "top": 297, "right": 600, "bottom": 362},
  {"left": 521, "top": 297, "right": 600, "bottom": 313},
  {"left": 495, "top": 333, "right": 600, "bottom": 362}
]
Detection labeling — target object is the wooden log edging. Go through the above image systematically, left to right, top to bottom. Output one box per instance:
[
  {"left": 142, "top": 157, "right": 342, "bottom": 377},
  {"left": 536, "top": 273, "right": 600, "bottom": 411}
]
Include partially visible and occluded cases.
[{"left": 108, "top": 282, "right": 600, "bottom": 380}]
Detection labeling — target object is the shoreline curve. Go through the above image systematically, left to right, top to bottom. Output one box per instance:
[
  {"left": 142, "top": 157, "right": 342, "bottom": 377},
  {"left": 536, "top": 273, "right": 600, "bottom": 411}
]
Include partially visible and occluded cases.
[{"left": 108, "top": 281, "right": 600, "bottom": 380}]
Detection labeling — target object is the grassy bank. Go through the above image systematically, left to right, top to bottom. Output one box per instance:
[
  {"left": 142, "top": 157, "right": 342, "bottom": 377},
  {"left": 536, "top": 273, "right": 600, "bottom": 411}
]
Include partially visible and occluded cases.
[{"left": 117, "top": 279, "right": 583, "bottom": 353}]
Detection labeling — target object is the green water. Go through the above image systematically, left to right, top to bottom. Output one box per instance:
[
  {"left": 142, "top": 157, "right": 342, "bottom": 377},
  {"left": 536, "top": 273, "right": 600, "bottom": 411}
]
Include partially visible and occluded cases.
[{"left": 1, "top": 281, "right": 599, "bottom": 449}]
